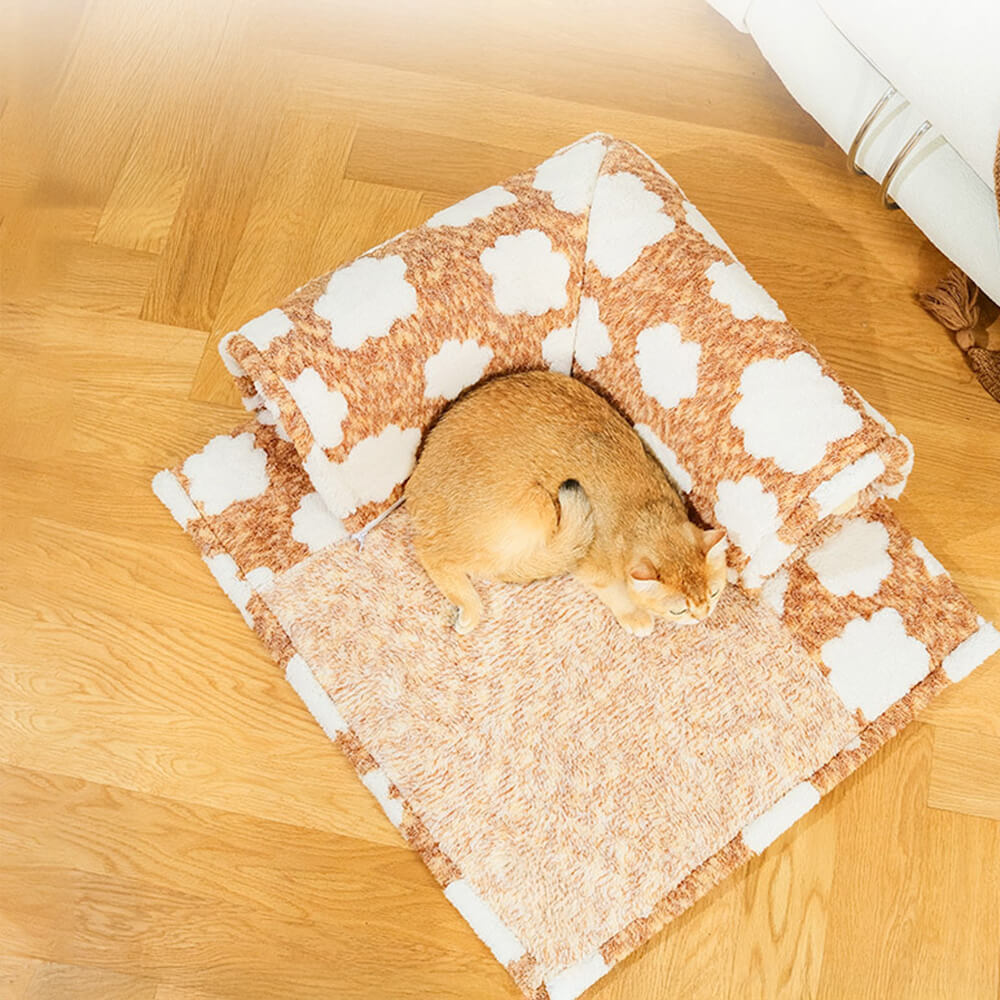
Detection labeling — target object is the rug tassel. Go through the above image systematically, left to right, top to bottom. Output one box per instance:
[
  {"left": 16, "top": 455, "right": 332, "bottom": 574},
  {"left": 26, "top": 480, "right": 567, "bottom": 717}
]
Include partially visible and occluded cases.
[
  {"left": 917, "top": 266, "right": 980, "bottom": 349},
  {"left": 918, "top": 267, "right": 1000, "bottom": 404},
  {"left": 965, "top": 345, "right": 1000, "bottom": 403}
]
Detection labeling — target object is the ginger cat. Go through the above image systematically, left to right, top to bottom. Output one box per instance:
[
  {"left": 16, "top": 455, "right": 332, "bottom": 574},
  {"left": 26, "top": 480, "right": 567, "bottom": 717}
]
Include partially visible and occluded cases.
[{"left": 405, "top": 371, "right": 727, "bottom": 635}]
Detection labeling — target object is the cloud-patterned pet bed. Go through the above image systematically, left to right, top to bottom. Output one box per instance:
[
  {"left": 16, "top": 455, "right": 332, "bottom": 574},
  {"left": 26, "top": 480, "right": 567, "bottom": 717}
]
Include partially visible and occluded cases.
[{"left": 154, "top": 135, "right": 999, "bottom": 1000}]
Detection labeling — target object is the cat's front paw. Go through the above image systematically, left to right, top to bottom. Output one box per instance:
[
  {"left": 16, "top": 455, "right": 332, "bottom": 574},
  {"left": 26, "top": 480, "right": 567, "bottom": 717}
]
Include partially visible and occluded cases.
[{"left": 615, "top": 608, "right": 654, "bottom": 637}]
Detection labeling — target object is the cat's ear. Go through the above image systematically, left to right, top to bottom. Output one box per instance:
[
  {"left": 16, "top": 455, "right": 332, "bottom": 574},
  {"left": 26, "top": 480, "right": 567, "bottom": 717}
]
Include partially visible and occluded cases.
[
  {"left": 701, "top": 528, "right": 727, "bottom": 559},
  {"left": 629, "top": 556, "right": 660, "bottom": 590}
]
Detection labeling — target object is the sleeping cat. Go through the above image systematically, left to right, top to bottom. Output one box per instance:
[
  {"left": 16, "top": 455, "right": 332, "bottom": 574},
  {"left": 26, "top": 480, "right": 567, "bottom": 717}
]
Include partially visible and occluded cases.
[{"left": 404, "top": 371, "right": 727, "bottom": 635}]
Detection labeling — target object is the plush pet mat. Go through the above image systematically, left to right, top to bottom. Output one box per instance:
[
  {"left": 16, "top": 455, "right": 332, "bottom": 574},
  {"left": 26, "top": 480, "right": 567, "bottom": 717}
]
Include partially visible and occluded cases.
[
  {"left": 155, "top": 134, "right": 1000, "bottom": 1000},
  {"left": 155, "top": 417, "right": 997, "bottom": 999}
]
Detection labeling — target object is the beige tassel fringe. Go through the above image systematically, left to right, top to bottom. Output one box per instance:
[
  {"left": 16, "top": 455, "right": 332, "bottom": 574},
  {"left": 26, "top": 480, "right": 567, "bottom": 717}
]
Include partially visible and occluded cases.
[
  {"left": 917, "top": 267, "right": 980, "bottom": 349},
  {"left": 918, "top": 267, "right": 1000, "bottom": 403},
  {"left": 966, "top": 347, "right": 1000, "bottom": 402}
]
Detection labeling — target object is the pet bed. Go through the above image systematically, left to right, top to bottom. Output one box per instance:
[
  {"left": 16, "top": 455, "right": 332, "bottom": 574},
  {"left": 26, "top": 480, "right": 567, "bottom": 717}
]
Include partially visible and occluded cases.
[{"left": 154, "top": 134, "right": 999, "bottom": 1000}]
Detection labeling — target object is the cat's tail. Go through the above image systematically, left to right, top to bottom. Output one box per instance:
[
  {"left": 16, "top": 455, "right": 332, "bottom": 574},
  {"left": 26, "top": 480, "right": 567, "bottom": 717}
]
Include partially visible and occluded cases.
[
  {"left": 555, "top": 479, "right": 595, "bottom": 557},
  {"left": 493, "top": 480, "right": 595, "bottom": 583},
  {"left": 528, "top": 480, "right": 595, "bottom": 576}
]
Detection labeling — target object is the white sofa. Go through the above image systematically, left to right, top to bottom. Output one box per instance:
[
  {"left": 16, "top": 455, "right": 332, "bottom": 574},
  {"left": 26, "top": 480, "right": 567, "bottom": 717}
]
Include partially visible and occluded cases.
[{"left": 706, "top": 0, "right": 1000, "bottom": 304}]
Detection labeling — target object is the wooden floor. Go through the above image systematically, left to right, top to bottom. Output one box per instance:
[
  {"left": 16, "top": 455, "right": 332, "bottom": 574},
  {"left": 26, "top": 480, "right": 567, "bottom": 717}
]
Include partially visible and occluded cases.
[{"left": 3, "top": 0, "right": 999, "bottom": 997}]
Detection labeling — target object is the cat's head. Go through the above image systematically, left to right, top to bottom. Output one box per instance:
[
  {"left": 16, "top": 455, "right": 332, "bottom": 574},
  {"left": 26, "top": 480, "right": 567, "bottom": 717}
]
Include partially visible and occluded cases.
[{"left": 626, "top": 525, "right": 728, "bottom": 625}]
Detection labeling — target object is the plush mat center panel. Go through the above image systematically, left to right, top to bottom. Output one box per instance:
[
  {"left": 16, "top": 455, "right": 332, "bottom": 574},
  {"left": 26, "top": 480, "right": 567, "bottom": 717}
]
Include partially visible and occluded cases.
[{"left": 262, "top": 511, "right": 858, "bottom": 971}]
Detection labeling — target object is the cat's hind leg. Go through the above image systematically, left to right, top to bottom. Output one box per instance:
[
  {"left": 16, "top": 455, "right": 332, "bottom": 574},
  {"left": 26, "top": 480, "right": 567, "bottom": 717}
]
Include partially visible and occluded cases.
[{"left": 413, "top": 543, "right": 483, "bottom": 634}]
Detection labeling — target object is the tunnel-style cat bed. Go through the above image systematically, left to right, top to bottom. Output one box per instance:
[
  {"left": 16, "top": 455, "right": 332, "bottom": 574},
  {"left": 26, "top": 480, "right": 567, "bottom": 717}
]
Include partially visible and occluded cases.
[{"left": 154, "top": 135, "right": 998, "bottom": 1000}]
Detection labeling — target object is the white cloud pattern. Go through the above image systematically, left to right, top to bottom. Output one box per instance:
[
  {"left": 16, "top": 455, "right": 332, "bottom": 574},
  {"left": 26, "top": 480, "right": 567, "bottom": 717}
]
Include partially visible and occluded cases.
[
  {"left": 532, "top": 137, "right": 607, "bottom": 214},
  {"left": 587, "top": 171, "right": 676, "bottom": 279},
  {"left": 426, "top": 186, "right": 517, "bottom": 228},
  {"left": 683, "top": 201, "right": 731, "bottom": 254},
  {"left": 480, "top": 229, "right": 570, "bottom": 316},
  {"left": 315, "top": 255, "right": 418, "bottom": 349},
  {"left": 706, "top": 260, "right": 785, "bottom": 321},
  {"left": 574, "top": 297, "right": 612, "bottom": 371},
  {"left": 236, "top": 308, "right": 293, "bottom": 350},
  {"left": 635, "top": 322, "right": 700, "bottom": 411},
  {"left": 541, "top": 325, "right": 575, "bottom": 374},
  {"left": 424, "top": 339, "right": 494, "bottom": 400},
  {"left": 731, "top": 352, "right": 862, "bottom": 474},
  {"left": 282, "top": 368, "right": 348, "bottom": 449},
  {"left": 635, "top": 423, "right": 693, "bottom": 493},
  {"left": 339, "top": 425, "right": 422, "bottom": 507},
  {"left": 182, "top": 433, "right": 269, "bottom": 516},
  {"left": 713, "top": 476, "right": 781, "bottom": 558},
  {"left": 713, "top": 476, "right": 793, "bottom": 585},
  {"left": 292, "top": 491, "right": 348, "bottom": 552},
  {"left": 806, "top": 518, "right": 892, "bottom": 597},
  {"left": 911, "top": 538, "right": 946, "bottom": 577},
  {"left": 203, "top": 553, "right": 254, "bottom": 625},
  {"left": 760, "top": 568, "right": 789, "bottom": 616},
  {"left": 821, "top": 608, "right": 930, "bottom": 719},
  {"left": 741, "top": 782, "right": 820, "bottom": 854}
]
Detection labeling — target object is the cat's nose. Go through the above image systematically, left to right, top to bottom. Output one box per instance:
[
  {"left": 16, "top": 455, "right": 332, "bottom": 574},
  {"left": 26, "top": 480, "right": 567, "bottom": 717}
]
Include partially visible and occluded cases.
[{"left": 692, "top": 604, "right": 710, "bottom": 621}]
